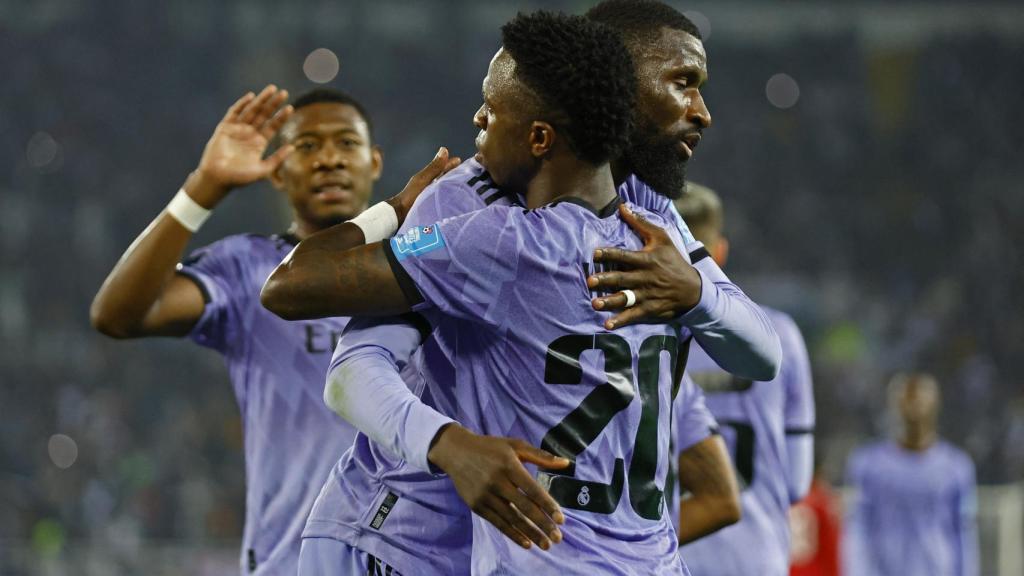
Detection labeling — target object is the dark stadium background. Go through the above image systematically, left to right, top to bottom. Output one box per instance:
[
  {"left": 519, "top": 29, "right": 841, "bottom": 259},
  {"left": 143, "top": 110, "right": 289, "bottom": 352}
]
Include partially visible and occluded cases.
[{"left": 2, "top": 0, "right": 1022, "bottom": 573}]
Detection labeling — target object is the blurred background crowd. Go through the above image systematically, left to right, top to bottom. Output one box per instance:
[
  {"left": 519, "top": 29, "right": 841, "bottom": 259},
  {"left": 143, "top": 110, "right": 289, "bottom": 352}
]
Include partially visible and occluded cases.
[{"left": 1, "top": 0, "right": 1022, "bottom": 574}]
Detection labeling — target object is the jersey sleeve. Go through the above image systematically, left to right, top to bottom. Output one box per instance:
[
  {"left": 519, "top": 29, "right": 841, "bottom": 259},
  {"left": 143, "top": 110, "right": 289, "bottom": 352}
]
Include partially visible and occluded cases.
[
  {"left": 402, "top": 158, "right": 497, "bottom": 228},
  {"left": 384, "top": 206, "right": 528, "bottom": 327},
  {"left": 175, "top": 237, "right": 249, "bottom": 354},
  {"left": 776, "top": 312, "right": 816, "bottom": 432},
  {"left": 325, "top": 315, "right": 455, "bottom": 473},
  {"left": 673, "top": 373, "right": 719, "bottom": 454},
  {"left": 842, "top": 448, "right": 877, "bottom": 576},
  {"left": 953, "top": 452, "right": 980, "bottom": 576}
]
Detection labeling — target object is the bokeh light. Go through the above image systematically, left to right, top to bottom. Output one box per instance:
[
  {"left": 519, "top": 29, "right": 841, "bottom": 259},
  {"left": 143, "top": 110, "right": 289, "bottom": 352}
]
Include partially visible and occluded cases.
[
  {"left": 303, "top": 48, "right": 340, "bottom": 84},
  {"left": 765, "top": 73, "right": 800, "bottom": 109},
  {"left": 26, "top": 132, "right": 59, "bottom": 169},
  {"left": 47, "top": 434, "right": 78, "bottom": 469}
]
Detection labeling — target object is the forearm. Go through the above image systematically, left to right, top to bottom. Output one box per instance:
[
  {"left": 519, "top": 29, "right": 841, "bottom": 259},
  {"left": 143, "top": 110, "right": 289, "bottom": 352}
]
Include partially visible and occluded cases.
[
  {"left": 90, "top": 171, "right": 222, "bottom": 337},
  {"left": 262, "top": 234, "right": 409, "bottom": 319},
  {"left": 681, "top": 261, "right": 781, "bottom": 381},
  {"left": 324, "top": 349, "right": 454, "bottom": 472},
  {"left": 676, "top": 435, "right": 741, "bottom": 544},
  {"left": 677, "top": 493, "right": 740, "bottom": 544}
]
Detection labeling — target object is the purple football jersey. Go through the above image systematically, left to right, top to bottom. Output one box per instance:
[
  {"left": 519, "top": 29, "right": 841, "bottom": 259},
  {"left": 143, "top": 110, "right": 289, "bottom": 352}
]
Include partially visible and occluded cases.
[
  {"left": 386, "top": 195, "right": 693, "bottom": 574},
  {"left": 176, "top": 233, "right": 356, "bottom": 575},
  {"left": 678, "top": 307, "right": 814, "bottom": 576},
  {"left": 843, "top": 440, "right": 978, "bottom": 576}
]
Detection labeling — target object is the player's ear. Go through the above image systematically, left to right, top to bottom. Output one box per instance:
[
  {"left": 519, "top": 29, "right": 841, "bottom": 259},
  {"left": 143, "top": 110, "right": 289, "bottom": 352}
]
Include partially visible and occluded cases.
[
  {"left": 529, "top": 121, "right": 555, "bottom": 158},
  {"left": 370, "top": 145, "right": 383, "bottom": 182},
  {"left": 269, "top": 160, "right": 285, "bottom": 190},
  {"left": 713, "top": 236, "right": 730, "bottom": 268}
]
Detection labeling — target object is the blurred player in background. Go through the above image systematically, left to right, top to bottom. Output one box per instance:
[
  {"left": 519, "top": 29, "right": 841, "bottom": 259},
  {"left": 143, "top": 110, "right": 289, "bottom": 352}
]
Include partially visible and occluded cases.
[
  {"left": 88, "top": 86, "right": 455, "bottom": 575},
  {"left": 672, "top": 183, "right": 816, "bottom": 575},
  {"left": 843, "top": 373, "right": 979, "bottom": 576},
  {"left": 789, "top": 454, "right": 842, "bottom": 576}
]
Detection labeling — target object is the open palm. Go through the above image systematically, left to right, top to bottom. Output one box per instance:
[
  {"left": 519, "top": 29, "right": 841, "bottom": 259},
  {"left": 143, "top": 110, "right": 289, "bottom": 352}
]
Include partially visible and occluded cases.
[{"left": 197, "top": 85, "right": 294, "bottom": 188}]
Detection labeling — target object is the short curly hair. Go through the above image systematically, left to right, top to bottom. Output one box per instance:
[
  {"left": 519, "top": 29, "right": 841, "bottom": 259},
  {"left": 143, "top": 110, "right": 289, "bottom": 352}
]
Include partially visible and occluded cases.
[
  {"left": 585, "top": 0, "right": 702, "bottom": 46},
  {"left": 500, "top": 11, "right": 635, "bottom": 166}
]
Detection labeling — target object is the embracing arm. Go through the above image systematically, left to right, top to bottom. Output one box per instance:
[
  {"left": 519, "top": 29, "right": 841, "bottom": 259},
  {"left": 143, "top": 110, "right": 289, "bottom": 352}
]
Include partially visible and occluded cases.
[
  {"left": 260, "top": 148, "right": 460, "bottom": 320},
  {"left": 587, "top": 204, "right": 780, "bottom": 381},
  {"left": 324, "top": 316, "right": 455, "bottom": 471}
]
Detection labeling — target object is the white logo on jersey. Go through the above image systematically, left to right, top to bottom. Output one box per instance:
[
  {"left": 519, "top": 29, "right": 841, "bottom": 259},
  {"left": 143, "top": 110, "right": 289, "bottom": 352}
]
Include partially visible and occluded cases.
[{"left": 577, "top": 486, "right": 591, "bottom": 507}]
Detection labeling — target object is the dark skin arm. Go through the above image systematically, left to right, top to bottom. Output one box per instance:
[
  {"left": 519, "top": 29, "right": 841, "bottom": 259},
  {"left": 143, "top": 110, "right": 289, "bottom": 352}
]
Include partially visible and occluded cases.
[
  {"left": 90, "top": 86, "right": 295, "bottom": 338},
  {"left": 259, "top": 147, "right": 460, "bottom": 320},
  {"left": 588, "top": 205, "right": 703, "bottom": 329},
  {"left": 427, "top": 424, "right": 569, "bottom": 551},
  {"left": 676, "top": 435, "right": 742, "bottom": 544}
]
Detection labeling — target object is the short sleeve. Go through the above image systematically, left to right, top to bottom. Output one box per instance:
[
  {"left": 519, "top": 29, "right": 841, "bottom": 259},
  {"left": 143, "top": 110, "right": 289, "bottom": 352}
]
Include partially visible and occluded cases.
[
  {"left": 403, "top": 158, "right": 500, "bottom": 228},
  {"left": 385, "top": 207, "right": 526, "bottom": 326},
  {"left": 175, "top": 237, "right": 249, "bottom": 353},
  {"left": 774, "top": 312, "right": 816, "bottom": 433},
  {"left": 673, "top": 373, "right": 719, "bottom": 454}
]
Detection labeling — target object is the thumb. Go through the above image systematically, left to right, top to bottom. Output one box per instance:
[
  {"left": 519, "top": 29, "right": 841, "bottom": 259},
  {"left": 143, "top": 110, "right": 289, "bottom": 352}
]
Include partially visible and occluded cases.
[
  {"left": 262, "top": 144, "right": 294, "bottom": 174},
  {"left": 414, "top": 147, "right": 450, "bottom": 184},
  {"left": 619, "top": 203, "right": 658, "bottom": 245},
  {"left": 512, "top": 441, "right": 571, "bottom": 470}
]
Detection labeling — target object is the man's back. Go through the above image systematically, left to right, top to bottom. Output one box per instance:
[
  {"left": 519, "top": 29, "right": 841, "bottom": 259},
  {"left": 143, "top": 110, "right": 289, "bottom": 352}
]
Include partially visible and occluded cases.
[{"left": 388, "top": 196, "right": 692, "bottom": 574}]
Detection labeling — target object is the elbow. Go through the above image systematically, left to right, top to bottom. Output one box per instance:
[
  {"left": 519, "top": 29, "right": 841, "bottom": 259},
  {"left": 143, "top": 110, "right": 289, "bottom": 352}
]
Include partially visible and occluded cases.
[
  {"left": 259, "top": 271, "right": 304, "bottom": 321},
  {"left": 89, "top": 298, "right": 136, "bottom": 339},
  {"left": 748, "top": 335, "right": 782, "bottom": 381},
  {"left": 715, "top": 493, "right": 743, "bottom": 528}
]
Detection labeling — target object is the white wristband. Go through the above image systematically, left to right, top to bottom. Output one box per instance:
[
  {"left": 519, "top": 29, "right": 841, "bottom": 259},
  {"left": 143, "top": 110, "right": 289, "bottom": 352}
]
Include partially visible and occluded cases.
[
  {"left": 166, "top": 189, "right": 212, "bottom": 232},
  {"left": 349, "top": 201, "right": 399, "bottom": 243}
]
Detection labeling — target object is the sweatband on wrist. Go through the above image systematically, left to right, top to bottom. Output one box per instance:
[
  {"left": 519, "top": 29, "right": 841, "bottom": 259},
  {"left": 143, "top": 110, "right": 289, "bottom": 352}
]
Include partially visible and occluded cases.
[
  {"left": 166, "top": 188, "right": 212, "bottom": 232},
  {"left": 350, "top": 201, "right": 399, "bottom": 243}
]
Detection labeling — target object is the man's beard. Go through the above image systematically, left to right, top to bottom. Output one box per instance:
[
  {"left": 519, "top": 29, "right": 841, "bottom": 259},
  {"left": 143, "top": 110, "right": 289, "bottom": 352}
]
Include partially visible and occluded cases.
[{"left": 625, "top": 120, "right": 688, "bottom": 199}]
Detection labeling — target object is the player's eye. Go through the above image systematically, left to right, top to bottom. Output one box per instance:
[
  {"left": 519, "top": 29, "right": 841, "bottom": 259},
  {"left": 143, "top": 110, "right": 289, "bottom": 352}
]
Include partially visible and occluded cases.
[{"left": 295, "top": 140, "right": 318, "bottom": 152}]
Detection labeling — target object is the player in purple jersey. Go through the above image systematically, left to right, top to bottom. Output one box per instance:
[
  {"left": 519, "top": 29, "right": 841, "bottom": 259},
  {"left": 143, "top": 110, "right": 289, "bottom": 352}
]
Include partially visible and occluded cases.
[
  {"left": 265, "top": 10, "right": 698, "bottom": 574},
  {"left": 89, "top": 86, "right": 458, "bottom": 575},
  {"left": 668, "top": 183, "right": 816, "bottom": 575},
  {"left": 844, "top": 373, "right": 979, "bottom": 576}
]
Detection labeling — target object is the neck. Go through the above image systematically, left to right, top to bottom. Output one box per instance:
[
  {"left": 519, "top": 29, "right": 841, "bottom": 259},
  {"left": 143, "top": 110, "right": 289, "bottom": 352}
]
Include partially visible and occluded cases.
[
  {"left": 523, "top": 156, "right": 617, "bottom": 210},
  {"left": 610, "top": 157, "right": 631, "bottom": 187},
  {"left": 288, "top": 219, "right": 322, "bottom": 241},
  {"left": 898, "top": 423, "right": 937, "bottom": 452}
]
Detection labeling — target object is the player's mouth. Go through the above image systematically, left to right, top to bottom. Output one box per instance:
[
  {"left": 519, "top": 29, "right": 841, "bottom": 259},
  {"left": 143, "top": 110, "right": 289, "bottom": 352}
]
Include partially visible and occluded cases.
[
  {"left": 678, "top": 132, "right": 701, "bottom": 160},
  {"left": 312, "top": 182, "right": 354, "bottom": 203}
]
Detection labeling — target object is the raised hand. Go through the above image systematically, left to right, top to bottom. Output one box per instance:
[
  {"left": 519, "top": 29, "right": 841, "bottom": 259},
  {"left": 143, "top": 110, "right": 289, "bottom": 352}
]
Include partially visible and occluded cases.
[
  {"left": 192, "top": 85, "right": 295, "bottom": 205},
  {"left": 588, "top": 204, "right": 703, "bottom": 329},
  {"left": 427, "top": 424, "right": 568, "bottom": 551}
]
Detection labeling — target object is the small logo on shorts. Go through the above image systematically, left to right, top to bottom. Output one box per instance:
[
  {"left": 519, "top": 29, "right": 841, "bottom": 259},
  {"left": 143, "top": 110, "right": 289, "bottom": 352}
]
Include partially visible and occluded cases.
[{"left": 577, "top": 486, "right": 591, "bottom": 507}]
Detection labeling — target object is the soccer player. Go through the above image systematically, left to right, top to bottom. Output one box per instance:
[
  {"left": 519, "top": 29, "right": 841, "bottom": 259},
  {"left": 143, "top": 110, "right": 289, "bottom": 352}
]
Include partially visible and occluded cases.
[
  {"left": 261, "top": 2, "right": 779, "bottom": 574},
  {"left": 268, "top": 10, "right": 695, "bottom": 574},
  {"left": 88, "top": 86, "right": 456, "bottom": 574},
  {"left": 673, "top": 183, "right": 817, "bottom": 575},
  {"left": 843, "top": 373, "right": 979, "bottom": 576}
]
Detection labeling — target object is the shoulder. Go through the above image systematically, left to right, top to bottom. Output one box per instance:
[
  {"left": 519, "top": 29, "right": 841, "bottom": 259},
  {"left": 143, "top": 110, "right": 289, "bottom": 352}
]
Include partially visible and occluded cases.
[
  {"left": 408, "top": 158, "right": 507, "bottom": 224},
  {"left": 181, "top": 233, "right": 274, "bottom": 266},
  {"left": 849, "top": 440, "right": 888, "bottom": 471},
  {"left": 937, "top": 441, "right": 975, "bottom": 473}
]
